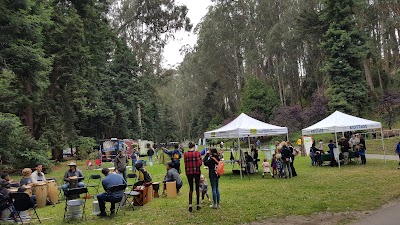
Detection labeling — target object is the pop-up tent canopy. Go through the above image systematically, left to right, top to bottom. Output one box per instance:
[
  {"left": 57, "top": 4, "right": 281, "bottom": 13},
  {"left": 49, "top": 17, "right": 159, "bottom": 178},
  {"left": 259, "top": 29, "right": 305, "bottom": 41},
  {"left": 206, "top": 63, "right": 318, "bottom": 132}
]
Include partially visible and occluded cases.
[
  {"left": 302, "top": 111, "right": 385, "bottom": 165},
  {"left": 204, "top": 113, "right": 288, "bottom": 179},
  {"left": 204, "top": 113, "right": 288, "bottom": 139}
]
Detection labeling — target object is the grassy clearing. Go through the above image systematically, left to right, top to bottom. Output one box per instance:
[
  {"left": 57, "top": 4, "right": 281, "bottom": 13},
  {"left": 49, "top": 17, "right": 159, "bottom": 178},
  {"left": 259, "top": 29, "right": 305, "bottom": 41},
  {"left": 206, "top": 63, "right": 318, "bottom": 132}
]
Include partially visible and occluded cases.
[{"left": 9, "top": 154, "right": 400, "bottom": 225}]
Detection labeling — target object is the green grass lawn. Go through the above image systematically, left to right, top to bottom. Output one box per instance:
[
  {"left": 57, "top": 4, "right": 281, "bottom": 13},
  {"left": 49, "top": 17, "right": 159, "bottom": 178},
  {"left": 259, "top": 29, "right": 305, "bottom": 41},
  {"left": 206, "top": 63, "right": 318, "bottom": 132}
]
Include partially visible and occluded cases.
[{"left": 9, "top": 154, "right": 400, "bottom": 225}]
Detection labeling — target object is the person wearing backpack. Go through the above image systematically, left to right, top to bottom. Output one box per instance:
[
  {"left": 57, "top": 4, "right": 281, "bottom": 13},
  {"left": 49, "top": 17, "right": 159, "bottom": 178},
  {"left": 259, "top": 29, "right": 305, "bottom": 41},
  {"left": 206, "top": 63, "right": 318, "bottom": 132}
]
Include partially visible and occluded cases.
[
  {"left": 183, "top": 142, "right": 202, "bottom": 212},
  {"left": 163, "top": 144, "right": 182, "bottom": 173},
  {"left": 203, "top": 148, "right": 221, "bottom": 209}
]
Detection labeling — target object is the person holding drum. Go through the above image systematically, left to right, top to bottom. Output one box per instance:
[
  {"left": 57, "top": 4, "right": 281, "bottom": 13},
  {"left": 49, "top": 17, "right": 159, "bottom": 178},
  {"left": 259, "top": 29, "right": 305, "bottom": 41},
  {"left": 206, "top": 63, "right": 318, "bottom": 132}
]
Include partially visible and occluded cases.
[
  {"left": 61, "top": 162, "right": 85, "bottom": 195},
  {"left": 31, "top": 163, "right": 46, "bottom": 183},
  {"left": 96, "top": 168, "right": 126, "bottom": 217}
]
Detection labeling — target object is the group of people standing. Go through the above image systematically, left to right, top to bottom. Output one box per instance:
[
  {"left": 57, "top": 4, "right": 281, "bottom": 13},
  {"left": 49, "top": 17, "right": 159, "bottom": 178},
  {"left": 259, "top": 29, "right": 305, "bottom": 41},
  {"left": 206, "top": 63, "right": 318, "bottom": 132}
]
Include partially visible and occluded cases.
[{"left": 308, "top": 133, "right": 367, "bottom": 167}]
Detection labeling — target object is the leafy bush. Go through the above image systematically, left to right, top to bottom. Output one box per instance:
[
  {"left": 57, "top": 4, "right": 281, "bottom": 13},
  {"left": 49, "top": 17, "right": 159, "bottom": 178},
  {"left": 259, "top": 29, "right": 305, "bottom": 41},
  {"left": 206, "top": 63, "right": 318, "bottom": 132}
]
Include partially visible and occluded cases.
[
  {"left": 0, "top": 113, "right": 51, "bottom": 168},
  {"left": 75, "top": 137, "right": 97, "bottom": 159}
]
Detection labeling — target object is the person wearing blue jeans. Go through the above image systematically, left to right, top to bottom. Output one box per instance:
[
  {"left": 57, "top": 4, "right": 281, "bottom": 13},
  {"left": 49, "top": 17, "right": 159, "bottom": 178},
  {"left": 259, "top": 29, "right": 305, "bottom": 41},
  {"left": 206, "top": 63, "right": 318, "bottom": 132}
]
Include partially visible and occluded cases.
[
  {"left": 203, "top": 148, "right": 221, "bottom": 209},
  {"left": 62, "top": 162, "right": 85, "bottom": 196},
  {"left": 97, "top": 168, "right": 126, "bottom": 216}
]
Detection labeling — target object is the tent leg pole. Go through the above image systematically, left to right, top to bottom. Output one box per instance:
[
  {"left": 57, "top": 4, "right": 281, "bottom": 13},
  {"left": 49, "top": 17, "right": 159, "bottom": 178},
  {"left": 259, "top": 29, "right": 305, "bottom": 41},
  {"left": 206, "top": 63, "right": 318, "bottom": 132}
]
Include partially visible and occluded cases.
[
  {"left": 381, "top": 128, "right": 386, "bottom": 164},
  {"left": 335, "top": 132, "right": 340, "bottom": 169},
  {"left": 238, "top": 136, "right": 242, "bottom": 180}
]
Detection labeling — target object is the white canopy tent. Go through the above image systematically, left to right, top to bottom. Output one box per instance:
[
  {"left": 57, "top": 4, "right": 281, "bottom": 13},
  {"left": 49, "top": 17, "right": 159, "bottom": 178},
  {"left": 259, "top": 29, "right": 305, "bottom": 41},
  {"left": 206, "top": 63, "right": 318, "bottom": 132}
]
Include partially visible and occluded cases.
[
  {"left": 302, "top": 111, "right": 385, "bottom": 166},
  {"left": 204, "top": 113, "right": 289, "bottom": 179}
]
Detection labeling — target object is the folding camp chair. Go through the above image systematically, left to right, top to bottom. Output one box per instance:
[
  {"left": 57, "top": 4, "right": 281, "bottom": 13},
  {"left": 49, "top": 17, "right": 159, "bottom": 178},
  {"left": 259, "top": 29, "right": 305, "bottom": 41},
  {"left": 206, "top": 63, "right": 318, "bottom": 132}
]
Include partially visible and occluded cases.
[
  {"left": 126, "top": 173, "right": 137, "bottom": 189},
  {"left": 86, "top": 174, "right": 102, "bottom": 196},
  {"left": 121, "top": 180, "right": 143, "bottom": 210},
  {"left": 108, "top": 184, "right": 127, "bottom": 215},
  {"left": 64, "top": 187, "right": 88, "bottom": 221},
  {"left": 9, "top": 192, "right": 41, "bottom": 224},
  {"left": 0, "top": 193, "right": 13, "bottom": 222}
]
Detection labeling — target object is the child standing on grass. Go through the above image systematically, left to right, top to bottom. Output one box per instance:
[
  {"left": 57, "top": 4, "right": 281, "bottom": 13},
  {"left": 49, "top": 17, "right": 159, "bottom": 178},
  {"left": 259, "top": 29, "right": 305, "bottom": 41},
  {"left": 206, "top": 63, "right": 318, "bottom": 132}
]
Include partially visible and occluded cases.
[
  {"left": 358, "top": 144, "right": 366, "bottom": 165},
  {"left": 271, "top": 154, "right": 277, "bottom": 176},
  {"left": 275, "top": 154, "right": 284, "bottom": 178},
  {"left": 261, "top": 158, "right": 274, "bottom": 178},
  {"left": 199, "top": 174, "right": 210, "bottom": 203}
]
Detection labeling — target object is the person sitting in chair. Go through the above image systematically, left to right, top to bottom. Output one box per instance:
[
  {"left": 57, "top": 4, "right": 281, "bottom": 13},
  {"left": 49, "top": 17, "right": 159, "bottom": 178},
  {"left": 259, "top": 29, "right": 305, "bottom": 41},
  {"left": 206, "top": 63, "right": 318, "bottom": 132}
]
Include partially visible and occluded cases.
[
  {"left": 244, "top": 152, "right": 255, "bottom": 173},
  {"left": 62, "top": 162, "right": 85, "bottom": 195},
  {"left": 135, "top": 162, "right": 152, "bottom": 183},
  {"left": 162, "top": 162, "right": 183, "bottom": 194},
  {"left": 96, "top": 168, "right": 126, "bottom": 217}
]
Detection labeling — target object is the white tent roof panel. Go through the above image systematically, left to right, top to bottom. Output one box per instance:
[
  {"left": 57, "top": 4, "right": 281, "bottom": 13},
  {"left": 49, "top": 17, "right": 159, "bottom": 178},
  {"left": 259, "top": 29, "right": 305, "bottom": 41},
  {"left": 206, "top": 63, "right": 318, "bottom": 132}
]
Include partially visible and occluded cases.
[
  {"left": 302, "top": 111, "right": 381, "bottom": 135},
  {"left": 204, "top": 113, "right": 288, "bottom": 138}
]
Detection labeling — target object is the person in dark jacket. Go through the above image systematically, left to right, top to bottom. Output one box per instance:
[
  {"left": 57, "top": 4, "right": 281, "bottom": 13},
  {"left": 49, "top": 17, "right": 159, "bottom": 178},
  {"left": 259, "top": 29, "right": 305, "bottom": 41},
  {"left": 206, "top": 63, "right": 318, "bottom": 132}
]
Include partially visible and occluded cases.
[
  {"left": 340, "top": 137, "right": 350, "bottom": 164},
  {"left": 280, "top": 142, "right": 292, "bottom": 178},
  {"left": 163, "top": 144, "right": 182, "bottom": 173},
  {"left": 147, "top": 147, "right": 155, "bottom": 164},
  {"left": 203, "top": 148, "right": 221, "bottom": 209},
  {"left": 114, "top": 150, "right": 129, "bottom": 181},
  {"left": 135, "top": 162, "right": 152, "bottom": 183}
]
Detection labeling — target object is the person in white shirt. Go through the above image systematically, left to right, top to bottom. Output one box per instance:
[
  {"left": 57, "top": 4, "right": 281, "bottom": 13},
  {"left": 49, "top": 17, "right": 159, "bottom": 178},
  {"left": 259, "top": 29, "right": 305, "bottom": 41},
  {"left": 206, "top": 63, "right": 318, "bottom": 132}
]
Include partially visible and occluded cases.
[{"left": 31, "top": 163, "right": 46, "bottom": 183}]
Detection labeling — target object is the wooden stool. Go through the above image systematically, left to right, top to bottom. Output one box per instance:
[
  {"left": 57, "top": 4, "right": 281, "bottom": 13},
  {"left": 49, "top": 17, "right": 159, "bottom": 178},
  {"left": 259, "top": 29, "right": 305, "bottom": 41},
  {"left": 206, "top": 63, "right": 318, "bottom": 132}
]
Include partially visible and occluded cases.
[{"left": 166, "top": 181, "right": 176, "bottom": 198}]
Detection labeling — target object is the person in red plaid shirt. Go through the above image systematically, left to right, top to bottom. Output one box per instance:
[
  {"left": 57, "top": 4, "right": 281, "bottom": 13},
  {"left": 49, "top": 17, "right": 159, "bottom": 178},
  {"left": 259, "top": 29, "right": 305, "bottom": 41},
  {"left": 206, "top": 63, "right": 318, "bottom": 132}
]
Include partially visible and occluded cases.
[{"left": 184, "top": 141, "right": 202, "bottom": 212}]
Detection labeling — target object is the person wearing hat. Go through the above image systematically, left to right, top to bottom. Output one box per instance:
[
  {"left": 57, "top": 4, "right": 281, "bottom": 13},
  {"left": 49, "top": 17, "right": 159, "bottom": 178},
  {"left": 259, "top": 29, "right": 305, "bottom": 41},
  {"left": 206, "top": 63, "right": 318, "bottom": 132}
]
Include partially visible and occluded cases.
[
  {"left": 61, "top": 162, "right": 85, "bottom": 195},
  {"left": 135, "top": 162, "right": 152, "bottom": 183},
  {"left": 31, "top": 163, "right": 46, "bottom": 183},
  {"left": 96, "top": 168, "right": 126, "bottom": 217}
]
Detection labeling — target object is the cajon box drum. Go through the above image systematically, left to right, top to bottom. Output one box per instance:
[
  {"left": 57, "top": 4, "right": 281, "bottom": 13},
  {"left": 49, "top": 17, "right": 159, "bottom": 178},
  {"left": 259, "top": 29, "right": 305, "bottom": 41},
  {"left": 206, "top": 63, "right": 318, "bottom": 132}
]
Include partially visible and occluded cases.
[
  {"left": 46, "top": 180, "right": 58, "bottom": 204},
  {"left": 166, "top": 181, "right": 177, "bottom": 198},
  {"left": 34, "top": 182, "right": 47, "bottom": 208},
  {"left": 147, "top": 184, "right": 153, "bottom": 202}
]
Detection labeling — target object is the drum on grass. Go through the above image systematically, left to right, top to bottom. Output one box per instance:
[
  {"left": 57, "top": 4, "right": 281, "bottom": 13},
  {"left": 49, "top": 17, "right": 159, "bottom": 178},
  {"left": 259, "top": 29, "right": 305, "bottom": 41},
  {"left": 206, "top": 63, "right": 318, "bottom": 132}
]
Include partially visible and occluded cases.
[
  {"left": 46, "top": 180, "right": 58, "bottom": 204},
  {"left": 33, "top": 182, "right": 47, "bottom": 208},
  {"left": 152, "top": 182, "right": 160, "bottom": 198}
]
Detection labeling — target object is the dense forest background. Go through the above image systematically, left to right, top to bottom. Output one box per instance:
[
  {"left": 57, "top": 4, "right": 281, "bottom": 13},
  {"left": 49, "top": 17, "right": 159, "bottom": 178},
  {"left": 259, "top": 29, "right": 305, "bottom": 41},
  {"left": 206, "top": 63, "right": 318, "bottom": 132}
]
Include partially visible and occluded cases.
[{"left": 1, "top": 0, "right": 400, "bottom": 167}]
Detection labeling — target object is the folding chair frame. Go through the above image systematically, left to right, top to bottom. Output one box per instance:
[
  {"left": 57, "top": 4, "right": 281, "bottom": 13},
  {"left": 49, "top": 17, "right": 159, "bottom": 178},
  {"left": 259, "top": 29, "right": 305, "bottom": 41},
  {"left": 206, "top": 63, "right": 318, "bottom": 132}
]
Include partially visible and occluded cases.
[
  {"left": 86, "top": 174, "right": 102, "bottom": 196},
  {"left": 108, "top": 184, "right": 127, "bottom": 215},
  {"left": 63, "top": 187, "right": 88, "bottom": 221},
  {"left": 9, "top": 192, "right": 41, "bottom": 224}
]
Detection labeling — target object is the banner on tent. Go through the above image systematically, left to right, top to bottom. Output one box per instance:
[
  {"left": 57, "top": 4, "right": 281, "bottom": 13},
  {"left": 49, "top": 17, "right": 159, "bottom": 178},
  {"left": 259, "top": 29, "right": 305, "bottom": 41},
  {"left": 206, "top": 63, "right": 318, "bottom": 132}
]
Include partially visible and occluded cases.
[{"left": 303, "top": 136, "right": 313, "bottom": 155}]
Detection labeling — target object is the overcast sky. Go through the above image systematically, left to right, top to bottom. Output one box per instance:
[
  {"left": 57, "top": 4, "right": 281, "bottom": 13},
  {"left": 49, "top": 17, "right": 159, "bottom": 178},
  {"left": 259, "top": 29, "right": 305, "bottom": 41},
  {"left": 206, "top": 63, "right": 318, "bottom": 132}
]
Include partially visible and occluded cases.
[{"left": 162, "top": 0, "right": 212, "bottom": 68}]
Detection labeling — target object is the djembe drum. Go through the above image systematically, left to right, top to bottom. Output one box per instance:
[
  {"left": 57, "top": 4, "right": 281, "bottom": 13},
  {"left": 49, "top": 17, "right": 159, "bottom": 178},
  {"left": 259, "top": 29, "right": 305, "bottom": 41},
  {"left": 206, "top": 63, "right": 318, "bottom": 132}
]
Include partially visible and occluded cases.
[
  {"left": 69, "top": 176, "right": 78, "bottom": 189},
  {"left": 46, "top": 180, "right": 58, "bottom": 204},
  {"left": 34, "top": 182, "right": 48, "bottom": 208},
  {"left": 152, "top": 182, "right": 160, "bottom": 198},
  {"left": 24, "top": 185, "right": 32, "bottom": 197}
]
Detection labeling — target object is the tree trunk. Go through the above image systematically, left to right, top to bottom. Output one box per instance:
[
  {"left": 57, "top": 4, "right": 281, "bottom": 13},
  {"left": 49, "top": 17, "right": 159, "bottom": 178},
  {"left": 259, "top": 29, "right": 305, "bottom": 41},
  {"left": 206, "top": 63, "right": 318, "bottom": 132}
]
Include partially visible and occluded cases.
[
  {"left": 363, "top": 58, "right": 377, "bottom": 98},
  {"left": 23, "top": 81, "right": 34, "bottom": 134},
  {"left": 52, "top": 146, "right": 63, "bottom": 161}
]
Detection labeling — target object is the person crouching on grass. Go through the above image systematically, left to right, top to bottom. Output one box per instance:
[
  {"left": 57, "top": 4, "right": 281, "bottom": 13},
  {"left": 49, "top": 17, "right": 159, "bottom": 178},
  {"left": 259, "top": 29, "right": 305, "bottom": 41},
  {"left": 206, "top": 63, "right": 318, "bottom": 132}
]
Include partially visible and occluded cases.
[{"left": 162, "top": 162, "right": 183, "bottom": 194}]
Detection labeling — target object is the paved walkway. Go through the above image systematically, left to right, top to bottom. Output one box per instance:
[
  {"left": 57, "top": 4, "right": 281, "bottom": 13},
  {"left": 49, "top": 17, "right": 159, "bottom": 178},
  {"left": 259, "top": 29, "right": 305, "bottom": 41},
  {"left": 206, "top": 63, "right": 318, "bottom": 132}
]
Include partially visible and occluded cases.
[
  {"left": 350, "top": 154, "right": 399, "bottom": 225},
  {"left": 366, "top": 154, "right": 398, "bottom": 160},
  {"left": 350, "top": 201, "right": 400, "bottom": 225}
]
